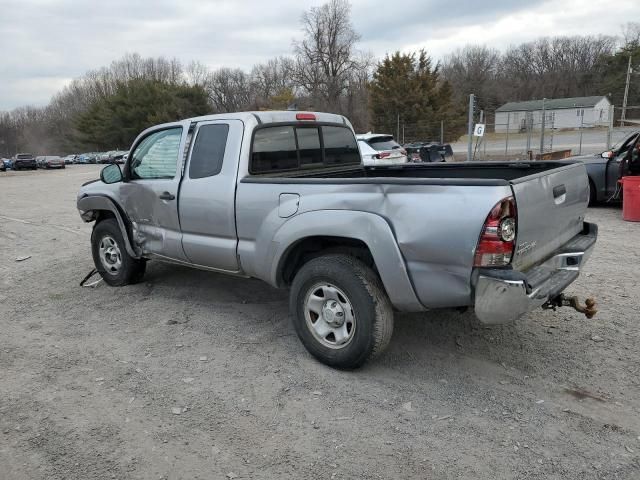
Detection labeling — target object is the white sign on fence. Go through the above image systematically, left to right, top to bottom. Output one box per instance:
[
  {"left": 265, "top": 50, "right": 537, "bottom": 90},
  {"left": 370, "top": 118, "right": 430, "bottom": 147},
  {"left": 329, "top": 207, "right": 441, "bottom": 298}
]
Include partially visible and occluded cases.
[{"left": 473, "top": 123, "right": 486, "bottom": 137}]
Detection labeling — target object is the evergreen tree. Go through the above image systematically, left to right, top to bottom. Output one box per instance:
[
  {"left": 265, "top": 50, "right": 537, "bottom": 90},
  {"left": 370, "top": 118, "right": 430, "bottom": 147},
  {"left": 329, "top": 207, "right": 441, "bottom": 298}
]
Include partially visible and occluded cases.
[
  {"left": 369, "top": 50, "right": 462, "bottom": 142},
  {"left": 75, "top": 79, "right": 210, "bottom": 149}
]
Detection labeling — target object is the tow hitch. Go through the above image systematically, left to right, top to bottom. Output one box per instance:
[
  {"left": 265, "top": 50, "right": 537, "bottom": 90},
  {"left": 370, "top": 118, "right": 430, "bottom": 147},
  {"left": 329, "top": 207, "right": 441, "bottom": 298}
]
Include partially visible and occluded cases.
[{"left": 542, "top": 294, "right": 598, "bottom": 319}]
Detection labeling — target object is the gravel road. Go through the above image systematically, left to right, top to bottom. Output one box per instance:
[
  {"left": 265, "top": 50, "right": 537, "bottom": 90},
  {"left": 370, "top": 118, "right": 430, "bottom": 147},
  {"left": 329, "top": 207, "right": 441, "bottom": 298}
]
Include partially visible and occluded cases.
[{"left": 1, "top": 166, "right": 639, "bottom": 479}]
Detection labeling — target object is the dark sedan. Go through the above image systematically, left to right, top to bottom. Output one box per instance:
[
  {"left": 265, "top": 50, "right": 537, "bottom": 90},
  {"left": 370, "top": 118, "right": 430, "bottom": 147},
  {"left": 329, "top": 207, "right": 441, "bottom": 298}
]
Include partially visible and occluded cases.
[
  {"left": 566, "top": 131, "right": 640, "bottom": 204},
  {"left": 13, "top": 153, "right": 37, "bottom": 170}
]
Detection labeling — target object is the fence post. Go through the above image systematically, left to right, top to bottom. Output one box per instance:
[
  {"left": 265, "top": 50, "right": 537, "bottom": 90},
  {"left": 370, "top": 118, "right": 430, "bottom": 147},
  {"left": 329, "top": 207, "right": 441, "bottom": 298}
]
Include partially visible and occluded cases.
[
  {"left": 467, "top": 94, "right": 474, "bottom": 161},
  {"left": 539, "top": 98, "right": 546, "bottom": 156},
  {"left": 606, "top": 105, "right": 614, "bottom": 150},
  {"left": 505, "top": 112, "right": 510, "bottom": 158},
  {"left": 526, "top": 112, "right": 532, "bottom": 156},
  {"left": 578, "top": 113, "right": 584, "bottom": 155}
]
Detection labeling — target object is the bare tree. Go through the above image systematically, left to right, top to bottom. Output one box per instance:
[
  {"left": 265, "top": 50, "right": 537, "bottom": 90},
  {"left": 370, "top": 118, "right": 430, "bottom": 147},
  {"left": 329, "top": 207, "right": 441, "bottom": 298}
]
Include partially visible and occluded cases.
[
  {"left": 293, "top": 0, "right": 363, "bottom": 112},
  {"left": 621, "top": 22, "right": 640, "bottom": 48},
  {"left": 441, "top": 46, "right": 501, "bottom": 111},
  {"left": 205, "top": 68, "right": 253, "bottom": 112}
]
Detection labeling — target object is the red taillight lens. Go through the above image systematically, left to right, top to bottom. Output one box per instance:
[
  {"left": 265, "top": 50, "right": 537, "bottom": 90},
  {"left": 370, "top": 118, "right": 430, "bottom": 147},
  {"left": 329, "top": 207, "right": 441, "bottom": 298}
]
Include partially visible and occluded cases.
[
  {"left": 296, "top": 113, "right": 316, "bottom": 121},
  {"left": 376, "top": 152, "right": 391, "bottom": 159},
  {"left": 474, "top": 196, "right": 517, "bottom": 267}
]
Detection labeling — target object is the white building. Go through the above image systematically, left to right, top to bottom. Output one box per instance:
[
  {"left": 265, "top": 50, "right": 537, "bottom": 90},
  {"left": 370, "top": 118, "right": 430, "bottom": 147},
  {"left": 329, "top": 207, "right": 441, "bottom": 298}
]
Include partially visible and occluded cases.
[{"left": 494, "top": 96, "right": 612, "bottom": 133}]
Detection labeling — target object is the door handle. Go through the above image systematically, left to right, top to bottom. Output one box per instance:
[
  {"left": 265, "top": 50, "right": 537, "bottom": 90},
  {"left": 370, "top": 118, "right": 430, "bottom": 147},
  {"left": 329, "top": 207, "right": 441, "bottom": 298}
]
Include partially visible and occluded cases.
[
  {"left": 553, "top": 185, "right": 566, "bottom": 198},
  {"left": 159, "top": 192, "right": 175, "bottom": 201}
]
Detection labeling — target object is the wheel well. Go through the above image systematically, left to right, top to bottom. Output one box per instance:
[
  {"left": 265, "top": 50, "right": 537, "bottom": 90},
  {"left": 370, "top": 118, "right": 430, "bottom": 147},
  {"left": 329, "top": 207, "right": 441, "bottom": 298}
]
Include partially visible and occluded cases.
[
  {"left": 94, "top": 210, "right": 116, "bottom": 223},
  {"left": 278, "top": 236, "right": 376, "bottom": 286}
]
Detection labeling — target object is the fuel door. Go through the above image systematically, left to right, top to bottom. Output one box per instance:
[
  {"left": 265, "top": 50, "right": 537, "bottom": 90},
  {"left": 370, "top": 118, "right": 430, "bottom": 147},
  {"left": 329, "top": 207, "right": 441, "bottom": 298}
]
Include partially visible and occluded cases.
[{"left": 278, "top": 193, "right": 300, "bottom": 218}]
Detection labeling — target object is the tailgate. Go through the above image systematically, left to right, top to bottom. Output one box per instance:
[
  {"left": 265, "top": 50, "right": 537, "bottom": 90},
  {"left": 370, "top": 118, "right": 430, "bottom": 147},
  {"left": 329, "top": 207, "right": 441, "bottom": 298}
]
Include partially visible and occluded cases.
[{"left": 511, "top": 163, "right": 589, "bottom": 271}]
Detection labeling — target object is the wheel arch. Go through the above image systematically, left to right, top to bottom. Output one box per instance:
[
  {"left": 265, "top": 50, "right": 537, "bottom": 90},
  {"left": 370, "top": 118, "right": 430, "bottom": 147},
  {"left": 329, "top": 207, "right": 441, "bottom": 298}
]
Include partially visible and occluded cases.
[
  {"left": 78, "top": 195, "right": 141, "bottom": 258},
  {"left": 270, "top": 210, "right": 424, "bottom": 312}
]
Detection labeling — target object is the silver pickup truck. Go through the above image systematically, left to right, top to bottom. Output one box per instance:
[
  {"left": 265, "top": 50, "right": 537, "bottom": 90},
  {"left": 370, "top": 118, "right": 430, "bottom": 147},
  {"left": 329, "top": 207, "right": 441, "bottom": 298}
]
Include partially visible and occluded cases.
[{"left": 77, "top": 111, "right": 597, "bottom": 368}]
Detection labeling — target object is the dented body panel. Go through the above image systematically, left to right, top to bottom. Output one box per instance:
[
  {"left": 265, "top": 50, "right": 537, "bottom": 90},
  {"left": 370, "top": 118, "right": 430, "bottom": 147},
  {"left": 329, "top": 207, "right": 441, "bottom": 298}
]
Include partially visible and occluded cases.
[{"left": 77, "top": 110, "right": 595, "bottom": 321}]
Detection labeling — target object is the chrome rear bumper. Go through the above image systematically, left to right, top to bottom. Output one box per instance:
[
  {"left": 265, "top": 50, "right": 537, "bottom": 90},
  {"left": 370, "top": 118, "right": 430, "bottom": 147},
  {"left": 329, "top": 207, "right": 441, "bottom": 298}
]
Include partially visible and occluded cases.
[{"left": 473, "top": 222, "right": 597, "bottom": 324}]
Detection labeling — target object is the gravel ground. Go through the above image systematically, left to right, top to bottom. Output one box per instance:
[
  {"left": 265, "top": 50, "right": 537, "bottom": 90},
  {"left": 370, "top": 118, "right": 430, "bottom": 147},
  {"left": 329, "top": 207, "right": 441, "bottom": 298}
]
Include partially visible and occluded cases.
[{"left": 1, "top": 165, "right": 639, "bottom": 480}]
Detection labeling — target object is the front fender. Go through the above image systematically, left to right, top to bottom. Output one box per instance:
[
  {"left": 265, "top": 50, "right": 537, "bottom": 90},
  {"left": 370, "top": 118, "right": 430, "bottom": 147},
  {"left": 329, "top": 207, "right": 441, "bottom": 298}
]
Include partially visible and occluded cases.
[
  {"left": 77, "top": 195, "right": 141, "bottom": 258},
  {"left": 269, "top": 210, "right": 425, "bottom": 312}
]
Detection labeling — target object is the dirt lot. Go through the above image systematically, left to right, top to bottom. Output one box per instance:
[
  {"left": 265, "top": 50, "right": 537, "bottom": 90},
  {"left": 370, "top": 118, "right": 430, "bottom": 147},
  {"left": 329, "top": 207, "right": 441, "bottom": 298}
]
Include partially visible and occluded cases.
[{"left": 1, "top": 165, "right": 639, "bottom": 479}]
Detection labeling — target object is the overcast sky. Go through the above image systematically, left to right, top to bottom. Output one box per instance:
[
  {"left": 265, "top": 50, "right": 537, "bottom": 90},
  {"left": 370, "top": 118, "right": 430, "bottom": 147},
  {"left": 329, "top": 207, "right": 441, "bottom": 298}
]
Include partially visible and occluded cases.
[{"left": 0, "top": 0, "right": 637, "bottom": 110}]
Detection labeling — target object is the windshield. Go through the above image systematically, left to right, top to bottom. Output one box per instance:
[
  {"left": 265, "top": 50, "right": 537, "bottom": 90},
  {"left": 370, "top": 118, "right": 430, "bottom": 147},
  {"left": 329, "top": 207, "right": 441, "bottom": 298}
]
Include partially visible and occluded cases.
[{"left": 16, "top": 154, "right": 33, "bottom": 159}]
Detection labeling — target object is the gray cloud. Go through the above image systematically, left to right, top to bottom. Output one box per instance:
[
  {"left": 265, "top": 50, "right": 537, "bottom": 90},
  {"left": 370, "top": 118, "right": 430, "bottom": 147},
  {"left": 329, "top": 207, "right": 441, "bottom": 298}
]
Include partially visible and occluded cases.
[{"left": 0, "top": 0, "right": 635, "bottom": 110}]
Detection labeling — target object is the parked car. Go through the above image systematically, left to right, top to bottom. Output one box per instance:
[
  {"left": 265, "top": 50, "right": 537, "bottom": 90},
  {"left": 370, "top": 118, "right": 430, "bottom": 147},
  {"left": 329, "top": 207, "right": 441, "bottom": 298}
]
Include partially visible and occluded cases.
[
  {"left": 77, "top": 111, "right": 597, "bottom": 369},
  {"left": 566, "top": 131, "right": 640, "bottom": 204},
  {"left": 356, "top": 133, "right": 408, "bottom": 165},
  {"left": 404, "top": 142, "right": 454, "bottom": 163},
  {"left": 110, "top": 151, "right": 127, "bottom": 164},
  {"left": 120, "top": 151, "right": 129, "bottom": 164},
  {"left": 98, "top": 152, "right": 113, "bottom": 164},
  {"left": 13, "top": 153, "right": 37, "bottom": 170},
  {"left": 76, "top": 153, "right": 96, "bottom": 164},
  {"left": 64, "top": 155, "right": 77, "bottom": 165},
  {"left": 42, "top": 156, "right": 66, "bottom": 169},
  {"left": 2, "top": 158, "right": 12, "bottom": 170},
  {"left": 0, "top": 159, "right": 6, "bottom": 171}
]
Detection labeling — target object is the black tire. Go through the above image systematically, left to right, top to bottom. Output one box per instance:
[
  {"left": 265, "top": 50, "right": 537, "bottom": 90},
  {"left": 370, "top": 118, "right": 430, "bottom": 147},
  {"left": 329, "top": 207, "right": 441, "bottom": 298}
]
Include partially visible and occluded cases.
[
  {"left": 91, "top": 218, "right": 146, "bottom": 286},
  {"left": 289, "top": 254, "right": 394, "bottom": 369}
]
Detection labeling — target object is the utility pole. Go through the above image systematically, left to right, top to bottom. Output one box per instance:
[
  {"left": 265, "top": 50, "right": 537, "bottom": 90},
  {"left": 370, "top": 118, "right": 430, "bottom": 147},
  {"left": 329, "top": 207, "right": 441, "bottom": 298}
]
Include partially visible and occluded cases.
[
  {"left": 621, "top": 55, "right": 632, "bottom": 127},
  {"left": 467, "top": 94, "right": 474, "bottom": 161},
  {"left": 539, "top": 98, "right": 546, "bottom": 156},
  {"left": 396, "top": 113, "right": 400, "bottom": 142},
  {"left": 440, "top": 120, "right": 444, "bottom": 144}
]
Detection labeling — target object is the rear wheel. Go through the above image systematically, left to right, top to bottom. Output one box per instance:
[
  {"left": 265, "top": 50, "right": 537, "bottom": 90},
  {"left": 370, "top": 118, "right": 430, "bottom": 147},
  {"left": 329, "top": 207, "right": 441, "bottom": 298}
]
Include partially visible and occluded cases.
[
  {"left": 91, "top": 218, "right": 146, "bottom": 286},
  {"left": 289, "top": 254, "right": 393, "bottom": 369}
]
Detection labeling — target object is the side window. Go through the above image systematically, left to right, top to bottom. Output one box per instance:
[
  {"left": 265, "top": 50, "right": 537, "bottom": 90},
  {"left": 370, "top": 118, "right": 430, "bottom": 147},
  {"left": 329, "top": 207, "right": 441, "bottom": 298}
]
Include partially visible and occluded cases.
[
  {"left": 189, "top": 124, "right": 229, "bottom": 179},
  {"left": 251, "top": 126, "right": 298, "bottom": 173},
  {"left": 323, "top": 126, "right": 360, "bottom": 165},
  {"left": 296, "top": 127, "right": 322, "bottom": 167},
  {"left": 130, "top": 128, "right": 182, "bottom": 179}
]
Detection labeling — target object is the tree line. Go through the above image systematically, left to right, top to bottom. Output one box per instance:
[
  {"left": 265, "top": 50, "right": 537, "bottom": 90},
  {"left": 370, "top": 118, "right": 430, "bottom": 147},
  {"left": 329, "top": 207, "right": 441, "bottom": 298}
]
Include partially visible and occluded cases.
[{"left": 0, "top": 0, "right": 638, "bottom": 157}]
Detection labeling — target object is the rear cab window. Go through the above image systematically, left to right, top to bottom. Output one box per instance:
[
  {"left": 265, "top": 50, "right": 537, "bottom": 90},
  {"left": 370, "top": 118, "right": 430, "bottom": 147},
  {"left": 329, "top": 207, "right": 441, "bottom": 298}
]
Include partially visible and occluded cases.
[
  {"left": 250, "top": 123, "right": 360, "bottom": 174},
  {"left": 189, "top": 124, "right": 229, "bottom": 179}
]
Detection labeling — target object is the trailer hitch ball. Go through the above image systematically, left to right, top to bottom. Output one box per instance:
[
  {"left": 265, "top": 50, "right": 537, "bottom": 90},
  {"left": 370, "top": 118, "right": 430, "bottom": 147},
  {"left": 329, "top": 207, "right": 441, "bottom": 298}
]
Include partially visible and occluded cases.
[{"left": 543, "top": 295, "right": 598, "bottom": 319}]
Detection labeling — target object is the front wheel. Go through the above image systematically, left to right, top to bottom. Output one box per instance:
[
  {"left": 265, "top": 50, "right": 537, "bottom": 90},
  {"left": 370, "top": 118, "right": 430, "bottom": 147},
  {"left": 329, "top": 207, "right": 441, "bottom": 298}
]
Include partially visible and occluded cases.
[
  {"left": 91, "top": 218, "right": 146, "bottom": 286},
  {"left": 289, "top": 254, "right": 394, "bottom": 369}
]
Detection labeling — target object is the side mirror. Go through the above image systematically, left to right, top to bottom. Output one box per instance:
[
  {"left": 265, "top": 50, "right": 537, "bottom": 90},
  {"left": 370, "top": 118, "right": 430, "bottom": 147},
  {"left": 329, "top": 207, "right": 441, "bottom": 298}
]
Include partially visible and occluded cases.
[
  {"left": 601, "top": 151, "right": 613, "bottom": 159},
  {"left": 100, "top": 163, "right": 123, "bottom": 184}
]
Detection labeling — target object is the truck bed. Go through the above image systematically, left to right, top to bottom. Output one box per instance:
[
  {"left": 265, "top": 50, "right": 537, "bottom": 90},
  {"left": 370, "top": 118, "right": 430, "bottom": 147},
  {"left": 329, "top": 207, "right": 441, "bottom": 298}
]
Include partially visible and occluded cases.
[{"left": 244, "top": 161, "right": 578, "bottom": 185}]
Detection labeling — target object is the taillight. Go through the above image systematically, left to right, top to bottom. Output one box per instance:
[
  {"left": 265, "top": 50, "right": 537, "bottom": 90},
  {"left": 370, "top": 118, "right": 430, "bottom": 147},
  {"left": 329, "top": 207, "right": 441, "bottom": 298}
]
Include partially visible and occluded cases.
[
  {"left": 400, "top": 148, "right": 407, "bottom": 156},
  {"left": 375, "top": 152, "right": 391, "bottom": 159},
  {"left": 474, "top": 196, "right": 517, "bottom": 267}
]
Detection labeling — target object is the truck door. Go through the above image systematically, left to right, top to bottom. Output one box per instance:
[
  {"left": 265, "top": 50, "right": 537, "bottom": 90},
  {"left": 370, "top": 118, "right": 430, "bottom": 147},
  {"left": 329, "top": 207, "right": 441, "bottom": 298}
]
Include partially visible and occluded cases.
[
  {"left": 178, "top": 119, "right": 243, "bottom": 271},
  {"left": 119, "top": 123, "right": 189, "bottom": 261}
]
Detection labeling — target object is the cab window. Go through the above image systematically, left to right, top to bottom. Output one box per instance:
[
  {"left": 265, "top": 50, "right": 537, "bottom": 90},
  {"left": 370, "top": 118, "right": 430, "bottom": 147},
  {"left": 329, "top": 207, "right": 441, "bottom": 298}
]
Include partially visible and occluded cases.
[{"left": 130, "top": 128, "right": 182, "bottom": 179}]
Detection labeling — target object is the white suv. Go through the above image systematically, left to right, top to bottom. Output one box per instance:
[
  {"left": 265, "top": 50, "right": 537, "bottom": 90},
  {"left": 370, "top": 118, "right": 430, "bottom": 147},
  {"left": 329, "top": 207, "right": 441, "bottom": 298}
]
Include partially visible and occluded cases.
[{"left": 356, "top": 133, "right": 408, "bottom": 166}]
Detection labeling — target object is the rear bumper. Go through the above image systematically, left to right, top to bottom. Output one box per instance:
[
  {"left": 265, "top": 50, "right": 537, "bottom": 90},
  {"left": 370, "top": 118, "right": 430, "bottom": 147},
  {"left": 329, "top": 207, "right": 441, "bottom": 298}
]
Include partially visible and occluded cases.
[{"left": 473, "top": 222, "right": 597, "bottom": 324}]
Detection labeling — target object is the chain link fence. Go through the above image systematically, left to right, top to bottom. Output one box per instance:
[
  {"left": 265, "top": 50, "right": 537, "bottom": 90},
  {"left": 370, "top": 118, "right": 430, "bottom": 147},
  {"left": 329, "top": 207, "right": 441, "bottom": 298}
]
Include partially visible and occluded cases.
[{"left": 460, "top": 105, "right": 640, "bottom": 162}]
